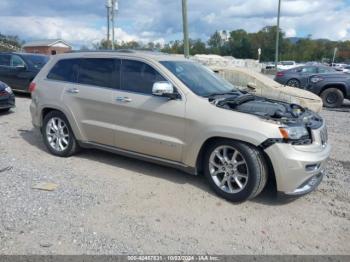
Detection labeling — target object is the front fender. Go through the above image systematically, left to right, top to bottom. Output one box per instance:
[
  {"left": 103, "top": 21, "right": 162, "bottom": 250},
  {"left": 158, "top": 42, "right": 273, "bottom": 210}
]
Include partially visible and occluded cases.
[{"left": 182, "top": 125, "right": 273, "bottom": 168}]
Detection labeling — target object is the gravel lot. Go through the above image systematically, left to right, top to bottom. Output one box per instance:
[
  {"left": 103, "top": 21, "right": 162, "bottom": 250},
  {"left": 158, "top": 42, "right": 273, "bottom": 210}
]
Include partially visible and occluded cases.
[{"left": 0, "top": 95, "right": 349, "bottom": 255}]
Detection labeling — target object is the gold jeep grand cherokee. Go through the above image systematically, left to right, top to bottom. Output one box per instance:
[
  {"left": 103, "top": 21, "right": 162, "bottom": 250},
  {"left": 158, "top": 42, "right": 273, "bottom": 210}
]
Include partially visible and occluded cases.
[{"left": 30, "top": 51, "right": 331, "bottom": 202}]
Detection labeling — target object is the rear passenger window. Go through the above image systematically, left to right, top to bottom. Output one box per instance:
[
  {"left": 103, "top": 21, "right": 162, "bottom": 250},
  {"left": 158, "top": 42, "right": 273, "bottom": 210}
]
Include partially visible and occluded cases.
[
  {"left": 78, "top": 58, "right": 119, "bottom": 89},
  {"left": 47, "top": 59, "right": 79, "bottom": 82},
  {"left": 121, "top": 60, "right": 165, "bottom": 94},
  {"left": 301, "top": 67, "right": 317, "bottom": 73}
]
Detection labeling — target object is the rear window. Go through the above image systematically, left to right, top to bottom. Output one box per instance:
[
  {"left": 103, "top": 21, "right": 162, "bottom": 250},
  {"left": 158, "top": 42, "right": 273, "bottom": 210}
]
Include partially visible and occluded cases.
[
  {"left": 23, "top": 54, "right": 49, "bottom": 69},
  {"left": 47, "top": 58, "right": 120, "bottom": 89},
  {"left": 78, "top": 58, "right": 119, "bottom": 89},
  {"left": 47, "top": 59, "right": 79, "bottom": 82}
]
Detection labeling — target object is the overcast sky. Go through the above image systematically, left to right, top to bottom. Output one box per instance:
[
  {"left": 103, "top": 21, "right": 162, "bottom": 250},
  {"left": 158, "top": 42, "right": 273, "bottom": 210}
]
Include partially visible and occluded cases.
[{"left": 0, "top": 0, "right": 350, "bottom": 48}]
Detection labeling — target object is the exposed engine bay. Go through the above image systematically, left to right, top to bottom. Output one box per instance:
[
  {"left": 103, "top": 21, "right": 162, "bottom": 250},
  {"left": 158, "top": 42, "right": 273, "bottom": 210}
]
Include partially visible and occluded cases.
[{"left": 209, "top": 91, "right": 323, "bottom": 130}]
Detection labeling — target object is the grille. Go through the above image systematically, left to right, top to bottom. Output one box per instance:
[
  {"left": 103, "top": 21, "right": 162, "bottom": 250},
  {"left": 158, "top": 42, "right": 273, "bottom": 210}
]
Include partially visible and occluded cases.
[{"left": 320, "top": 126, "right": 328, "bottom": 146}]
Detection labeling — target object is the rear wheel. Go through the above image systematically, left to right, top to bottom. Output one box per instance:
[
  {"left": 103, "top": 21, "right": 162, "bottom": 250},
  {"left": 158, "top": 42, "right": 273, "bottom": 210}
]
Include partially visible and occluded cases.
[
  {"left": 286, "top": 78, "right": 300, "bottom": 88},
  {"left": 321, "top": 88, "right": 344, "bottom": 108},
  {"left": 42, "top": 111, "right": 79, "bottom": 157},
  {"left": 203, "top": 139, "right": 268, "bottom": 202}
]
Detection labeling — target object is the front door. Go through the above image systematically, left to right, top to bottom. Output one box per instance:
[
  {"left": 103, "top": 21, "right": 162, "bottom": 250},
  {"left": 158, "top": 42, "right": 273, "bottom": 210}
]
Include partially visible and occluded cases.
[
  {"left": 113, "top": 59, "right": 186, "bottom": 162},
  {"left": 298, "top": 66, "right": 317, "bottom": 88}
]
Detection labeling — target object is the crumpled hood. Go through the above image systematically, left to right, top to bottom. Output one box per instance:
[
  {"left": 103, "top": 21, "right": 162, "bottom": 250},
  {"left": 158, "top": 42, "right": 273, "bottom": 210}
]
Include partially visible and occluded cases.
[{"left": 211, "top": 93, "right": 323, "bottom": 129}]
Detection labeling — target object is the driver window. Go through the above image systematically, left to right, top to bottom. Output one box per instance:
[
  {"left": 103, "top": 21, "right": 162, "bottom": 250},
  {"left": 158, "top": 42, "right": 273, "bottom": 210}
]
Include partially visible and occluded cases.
[{"left": 121, "top": 60, "right": 166, "bottom": 94}]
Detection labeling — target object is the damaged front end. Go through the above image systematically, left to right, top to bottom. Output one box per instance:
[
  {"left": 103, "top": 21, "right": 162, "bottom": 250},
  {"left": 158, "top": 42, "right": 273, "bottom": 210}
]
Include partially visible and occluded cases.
[{"left": 210, "top": 92, "right": 324, "bottom": 146}]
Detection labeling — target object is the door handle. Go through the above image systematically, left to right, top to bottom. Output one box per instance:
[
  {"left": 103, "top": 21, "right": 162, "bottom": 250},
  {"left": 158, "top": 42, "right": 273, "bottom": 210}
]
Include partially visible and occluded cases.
[
  {"left": 66, "top": 87, "right": 79, "bottom": 94},
  {"left": 116, "top": 96, "right": 132, "bottom": 103}
]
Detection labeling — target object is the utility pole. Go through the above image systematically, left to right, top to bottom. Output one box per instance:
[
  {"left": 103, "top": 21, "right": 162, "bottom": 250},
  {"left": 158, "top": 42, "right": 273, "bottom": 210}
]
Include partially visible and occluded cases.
[
  {"left": 106, "top": 0, "right": 111, "bottom": 49},
  {"left": 106, "top": 0, "right": 118, "bottom": 50},
  {"left": 111, "top": 0, "right": 116, "bottom": 50},
  {"left": 182, "top": 0, "right": 190, "bottom": 58},
  {"left": 275, "top": 0, "right": 281, "bottom": 69},
  {"left": 332, "top": 47, "right": 338, "bottom": 64}
]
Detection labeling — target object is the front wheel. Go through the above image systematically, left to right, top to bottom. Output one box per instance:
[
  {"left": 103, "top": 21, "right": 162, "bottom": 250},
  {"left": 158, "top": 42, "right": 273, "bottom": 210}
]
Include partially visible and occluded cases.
[
  {"left": 42, "top": 111, "right": 79, "bottom": 157},
  {"left": 203, "top": 139, "right": 268, "bottom": 202}
]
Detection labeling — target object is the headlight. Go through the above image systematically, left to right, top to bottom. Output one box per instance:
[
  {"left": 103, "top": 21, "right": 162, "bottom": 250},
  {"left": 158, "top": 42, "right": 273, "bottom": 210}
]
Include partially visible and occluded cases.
[
  {"left": 310, "top": 76, "right": 324, "bottom": 83},
  {"left": 5, "top": 86, "right": 13, "bottom": 94},
  {"left": 279, "top": 126, "right": 309, "bottom": 140}
]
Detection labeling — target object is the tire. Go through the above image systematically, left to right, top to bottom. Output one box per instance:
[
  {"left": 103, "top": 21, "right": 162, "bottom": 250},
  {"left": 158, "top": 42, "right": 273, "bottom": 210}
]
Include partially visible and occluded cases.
[
  {"left": 286, "top": 78, "right": 300, "bottom": 88},
  {"left": 321, "top": 88, "right": 344, "bottom": 108},
  {"left": 42, "top": 110, "right": 79, "bottom": 157},
  {"left": 203, "top": 139, "right": 268, "bottom": 202}
]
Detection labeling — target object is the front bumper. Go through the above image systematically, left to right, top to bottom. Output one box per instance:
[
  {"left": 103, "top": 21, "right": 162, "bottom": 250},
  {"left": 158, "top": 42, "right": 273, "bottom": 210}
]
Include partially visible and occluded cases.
[
  {"left": 0, "top": 93, "right": 15, "bottom": 109},
  {"left": 265, "top": 126, "right": 331, "bottom": 196}
]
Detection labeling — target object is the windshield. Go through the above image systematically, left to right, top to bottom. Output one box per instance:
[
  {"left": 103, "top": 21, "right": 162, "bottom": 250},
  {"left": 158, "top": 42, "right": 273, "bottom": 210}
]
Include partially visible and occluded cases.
[
  {"left": 22, "top": 54, "right": 49, "bottom": 69},
  {"left": 160, "top": 60, "right": 236, "bottom": 97}
]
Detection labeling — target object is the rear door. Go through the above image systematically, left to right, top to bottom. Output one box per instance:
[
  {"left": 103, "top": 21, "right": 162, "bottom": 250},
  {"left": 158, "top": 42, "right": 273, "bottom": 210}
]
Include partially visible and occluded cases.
[
  {"left": 0, "top": 54, "right": 14, "bottom": 87},
  {"left": 9, "top": 54, "right": 31, "bottom": 91},
  {"left": 51, "top": 57, "right": 119, "bottom": 146},
  {"left": 112, "top": 59, "right": 186, "bottom": 162}
]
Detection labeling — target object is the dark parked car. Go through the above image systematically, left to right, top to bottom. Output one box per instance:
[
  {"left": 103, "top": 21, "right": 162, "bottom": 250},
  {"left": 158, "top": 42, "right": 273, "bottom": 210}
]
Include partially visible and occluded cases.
[
  {"left": 0, "top": 52, "right": 49, "bottom": 93},
  {"left": 274, "top": 65, "right": 350, "bottom": 107},
  {"left": 274, "top": 65, "right": 338, "bottom": 88},
  {"left": 306, "top": 73, "right": 350, "bottom": 108},
  {"left": 0, "top": 81, "right": 15, "bottom": 112}
]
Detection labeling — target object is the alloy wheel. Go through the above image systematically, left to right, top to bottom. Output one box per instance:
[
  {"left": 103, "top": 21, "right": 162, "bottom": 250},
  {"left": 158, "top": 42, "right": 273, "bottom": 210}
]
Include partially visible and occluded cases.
[
  {"left": 287, "top": 79, "right": 300, "bottom": 87},
  {"left": 45, "top": 117, "right": 70, "bottom": 152},
  {"left": 209, "top": 145, "right": 249, "bottom": 194}
]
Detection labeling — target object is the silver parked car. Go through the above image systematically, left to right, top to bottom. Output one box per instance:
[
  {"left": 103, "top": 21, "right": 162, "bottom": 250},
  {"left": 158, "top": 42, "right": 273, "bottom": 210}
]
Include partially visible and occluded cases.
[{"left": 30, "top": 51, "right": 331, "bottom": 202}]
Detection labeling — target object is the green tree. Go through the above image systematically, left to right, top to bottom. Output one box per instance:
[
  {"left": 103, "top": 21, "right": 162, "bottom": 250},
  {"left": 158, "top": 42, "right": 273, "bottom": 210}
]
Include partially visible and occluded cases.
[
  {"left": 208, "top": 31, "right": 223, "bottom": 54},
  {"left": 190, "top": 39, "right": 207, "bottom": 55}
]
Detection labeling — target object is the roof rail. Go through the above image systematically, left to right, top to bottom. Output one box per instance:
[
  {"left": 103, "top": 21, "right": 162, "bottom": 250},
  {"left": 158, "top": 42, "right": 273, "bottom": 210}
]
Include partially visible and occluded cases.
[{"left": 67, "top": 49, "right": 136, "bottom": 53}]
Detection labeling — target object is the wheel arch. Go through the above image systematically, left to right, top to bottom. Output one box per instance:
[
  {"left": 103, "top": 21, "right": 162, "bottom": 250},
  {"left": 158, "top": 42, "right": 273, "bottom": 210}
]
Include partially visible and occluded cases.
[
  {"left": 319, "top": 83, "right": 347, "bottom": 97},
  {"left": 40, "top": 106, "right": 83, "bottom": 141}
]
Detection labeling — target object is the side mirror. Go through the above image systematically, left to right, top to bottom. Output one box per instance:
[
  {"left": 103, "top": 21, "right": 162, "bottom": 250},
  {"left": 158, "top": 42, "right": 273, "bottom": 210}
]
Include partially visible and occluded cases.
[{"left": 152, "top": 81, "right": 178, "bottom": 99}]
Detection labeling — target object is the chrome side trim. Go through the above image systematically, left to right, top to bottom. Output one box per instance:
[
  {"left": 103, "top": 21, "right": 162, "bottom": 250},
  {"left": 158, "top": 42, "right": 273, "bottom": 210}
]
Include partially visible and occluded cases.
[{"left": 79, "top": 141, "right": 197, "bottom": 175}]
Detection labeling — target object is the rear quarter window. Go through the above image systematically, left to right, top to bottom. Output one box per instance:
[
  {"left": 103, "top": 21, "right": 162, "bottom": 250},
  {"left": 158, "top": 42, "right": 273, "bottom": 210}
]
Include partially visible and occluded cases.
[{"left": 47, "top": 59, "right": 80, "bottom": 82}]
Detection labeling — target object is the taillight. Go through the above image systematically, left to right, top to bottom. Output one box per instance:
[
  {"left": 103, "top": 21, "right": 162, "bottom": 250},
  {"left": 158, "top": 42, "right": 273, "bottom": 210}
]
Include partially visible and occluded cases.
[
  {"left": 276, "top": 72, "right": 284, "bottom": 77},
  {"left": 29, "top": 82, "right": 36, "bottom": 93}
]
